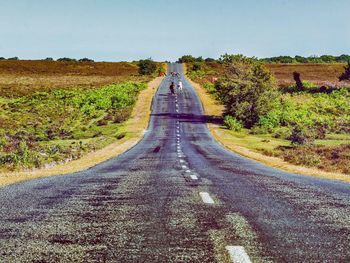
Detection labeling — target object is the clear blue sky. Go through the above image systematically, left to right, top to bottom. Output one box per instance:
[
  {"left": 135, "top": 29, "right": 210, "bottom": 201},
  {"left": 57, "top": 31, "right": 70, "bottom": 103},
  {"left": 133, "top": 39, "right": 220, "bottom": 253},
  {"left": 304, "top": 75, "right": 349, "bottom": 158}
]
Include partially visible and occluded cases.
[{"left": 1, "top": 0, "right": 349, "bottom": 61}]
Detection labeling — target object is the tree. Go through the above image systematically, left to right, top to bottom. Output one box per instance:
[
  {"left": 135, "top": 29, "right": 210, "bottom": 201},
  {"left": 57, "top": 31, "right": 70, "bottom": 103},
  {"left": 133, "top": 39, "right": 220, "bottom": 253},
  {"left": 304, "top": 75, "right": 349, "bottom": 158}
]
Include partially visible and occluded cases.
[
  {"left": 219, "top": 53, "right": 257, "bottom": 64},
  {"left": 177, "top": 55, "right": 203, "bottom": 63},
  {"left": 7, "top": 57, "right": 19, "bottom": 60},
  {"left": 44, "top": 57, "right": 54, "bottom": 61},
  {"left": 57, "top": 57, "right": 77, "bottom": 62},
  {"left": 79, "top": 58, "right": 94, "bottom": 62},
  {"left": 215, "top": 58, "right": 277, "bottom": 128},
  {"left": 138, "top": 59, "right": 157, "bottom": 75},
  {"left": 339, "top": 61, "right": 350, "bottom": 81},
  {"left": 293, "top": 71, "right": 305, "bottom": 91}
]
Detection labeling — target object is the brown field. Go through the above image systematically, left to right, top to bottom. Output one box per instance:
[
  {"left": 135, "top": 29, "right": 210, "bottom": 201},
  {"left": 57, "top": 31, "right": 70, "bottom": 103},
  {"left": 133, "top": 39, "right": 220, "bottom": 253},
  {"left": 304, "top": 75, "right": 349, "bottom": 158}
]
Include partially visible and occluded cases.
[
  {"left": 0, "top": 60, "right": 151, "bottom": 97},
  {"left": 190, "top": 62, "right": 350, "bottom": 88},
  {"left": 266, "top": 63, "right": 350, "bottom": 87}
]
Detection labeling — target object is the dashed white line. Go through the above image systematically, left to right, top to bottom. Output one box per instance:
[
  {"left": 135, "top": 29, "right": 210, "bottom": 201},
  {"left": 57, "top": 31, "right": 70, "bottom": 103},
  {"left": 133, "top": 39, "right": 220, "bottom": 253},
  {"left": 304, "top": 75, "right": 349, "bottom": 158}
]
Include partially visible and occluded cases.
[
  {"left": 179, "top": 159, "right": 185, "bottom": 163},
  {"left": 181, "top": 165, "right": 187, "bottom": 169},
  {"left": 185, "top": 169, "right": 191, "bottom": 173},
  {"left": 190, "top": 174, "right": 198, "bottom": 180},
  {"left": 199, "top": 192, "right": 215, "bottom": 204},
  {"left": 225, "top": 246, "right": 252, "bottom": 263}
]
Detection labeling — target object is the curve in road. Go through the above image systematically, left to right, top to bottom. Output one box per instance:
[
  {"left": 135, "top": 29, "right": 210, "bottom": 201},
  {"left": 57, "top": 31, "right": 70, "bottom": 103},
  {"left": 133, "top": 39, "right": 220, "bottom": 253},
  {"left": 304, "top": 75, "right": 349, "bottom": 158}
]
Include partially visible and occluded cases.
[{"left": 0, "top": 63, "right": 349, "bottom": 262}]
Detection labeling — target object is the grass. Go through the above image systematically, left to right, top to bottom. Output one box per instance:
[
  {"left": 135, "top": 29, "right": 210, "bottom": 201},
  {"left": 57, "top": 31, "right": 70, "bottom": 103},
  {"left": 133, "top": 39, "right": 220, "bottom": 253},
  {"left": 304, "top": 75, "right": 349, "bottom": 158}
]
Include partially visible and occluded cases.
[
  {"left": 0, "top": 60, "right": 165, "bottom": 185},
  {"left": 0, "top": 60, "right": 152, "bottom": 97},
  {"left": 185, "top": 64, "right": 350, "bottom": 182},
  {"left": 0, "top": 76, "right": 163, "bottom": 186}
]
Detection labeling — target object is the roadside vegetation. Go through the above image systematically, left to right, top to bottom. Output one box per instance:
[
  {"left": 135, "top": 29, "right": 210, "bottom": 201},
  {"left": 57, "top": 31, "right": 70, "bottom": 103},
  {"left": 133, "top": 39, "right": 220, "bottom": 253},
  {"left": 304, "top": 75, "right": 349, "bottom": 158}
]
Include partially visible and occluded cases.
[
  {"left": 183, "top": 54, "right": 350, "bottom": 174},
  {"left": 0, "top": 59, "right": 162, "bottom": 171}
]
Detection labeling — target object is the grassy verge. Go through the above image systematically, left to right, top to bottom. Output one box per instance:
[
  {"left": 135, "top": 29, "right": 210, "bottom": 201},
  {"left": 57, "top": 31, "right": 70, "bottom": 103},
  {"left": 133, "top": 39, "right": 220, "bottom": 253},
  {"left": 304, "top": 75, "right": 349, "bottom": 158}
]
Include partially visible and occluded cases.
[
  {"left": 186, "top": 66, "right": 350, "bottom": 183},
  {"left": 0, "top": 76, "right": 163, "bottom": 186}
]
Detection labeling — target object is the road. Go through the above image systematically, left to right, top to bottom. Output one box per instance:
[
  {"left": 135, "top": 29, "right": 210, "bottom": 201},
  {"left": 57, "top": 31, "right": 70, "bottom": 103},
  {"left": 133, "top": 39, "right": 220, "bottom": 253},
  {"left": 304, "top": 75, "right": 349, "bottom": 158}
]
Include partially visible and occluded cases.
[{"left": 0, "top": 63, "right": 350, "bottom": 262}]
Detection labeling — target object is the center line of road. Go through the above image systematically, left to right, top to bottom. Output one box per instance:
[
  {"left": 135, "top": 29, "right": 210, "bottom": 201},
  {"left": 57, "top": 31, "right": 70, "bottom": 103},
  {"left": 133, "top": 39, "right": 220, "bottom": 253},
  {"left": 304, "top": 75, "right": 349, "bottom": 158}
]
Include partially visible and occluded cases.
[
  {"left": 179, "top": 159, "right": 185, "bottom": 163},
  {"left": 185, "top": 169, "right": 191, "bottom": 173},
  {"left": 190, "top": 174, "right": 198, "bottom": 180},
  {"left": 199, "top": 192, "right": 215, "bottom": 204},
  {"left": 225, "top": 246, "right": 252, "bottom": 263}
]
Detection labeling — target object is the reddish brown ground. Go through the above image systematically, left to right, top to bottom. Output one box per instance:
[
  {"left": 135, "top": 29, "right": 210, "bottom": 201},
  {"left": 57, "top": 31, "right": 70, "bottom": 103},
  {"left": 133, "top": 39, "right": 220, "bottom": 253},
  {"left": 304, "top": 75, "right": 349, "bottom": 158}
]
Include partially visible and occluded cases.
[
  {"left": 0, "top": 60, "right": 151, "bottom": 97},
  {"left": 266, "top": 63, "right": 350, "bottom": 87}
]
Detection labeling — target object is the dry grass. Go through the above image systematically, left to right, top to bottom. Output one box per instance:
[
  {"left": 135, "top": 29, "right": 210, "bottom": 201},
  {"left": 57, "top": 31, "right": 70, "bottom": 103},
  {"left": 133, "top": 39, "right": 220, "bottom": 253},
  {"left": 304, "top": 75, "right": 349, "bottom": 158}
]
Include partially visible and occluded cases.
[
  {"left": 0, "top": 60, "right": 152, "bottom": 97},
  {"left": 189, "top": 61, "right": 350, "bottom": 88},
  {"left": 266, "top": 63, "right": 350, "bottom": 87},
  {"left": 186, "top": 65, "right": 350, "bottom": 183},
  {"left": 0, "top": 76, "right": 163, "bottom": 186}
]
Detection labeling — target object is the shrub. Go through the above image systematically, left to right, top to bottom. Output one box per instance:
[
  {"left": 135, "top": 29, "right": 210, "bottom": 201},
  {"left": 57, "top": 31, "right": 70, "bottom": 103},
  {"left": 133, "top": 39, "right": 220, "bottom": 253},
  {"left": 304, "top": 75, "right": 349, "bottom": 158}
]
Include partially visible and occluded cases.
[
  {"left": 7, "top": 57, "right": 19, "bottom": 60},
  {"left": 57, "top": 57, "right": 77, "bottom": 62},
  {"left": 79, "top": 58, "right": 94, "bottom": 62},
  {"left": 138, "top": 59, "right": 157, "bottom": 75},
  {"left": 215, "top": 59, "right": 277, "bottom": 128},
  {"left": 339, "top": 61, "right": 350, "bottom": 81},
  {"left": 192, "top": 62, "right": 202, "bottom": 71},
  {"left": 224, "top": 116, "right": 243, "bottom": 131},
  {"left": 288, "top": 125, "right": 315, "bottom": 145},
  {"left": 273, "top": 127, "right": 292, "bottom": 139}
]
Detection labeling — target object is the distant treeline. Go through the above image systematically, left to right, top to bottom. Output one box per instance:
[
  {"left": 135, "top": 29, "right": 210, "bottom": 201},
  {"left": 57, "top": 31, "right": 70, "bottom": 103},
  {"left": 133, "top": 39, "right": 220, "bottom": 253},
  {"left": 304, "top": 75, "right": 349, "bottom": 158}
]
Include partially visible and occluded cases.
[
  {"left": 178, "top": 54, "right": 350, "bottom": 64},
  {"left": 0, "top": 57, "right": 95, "bottom": 62}
]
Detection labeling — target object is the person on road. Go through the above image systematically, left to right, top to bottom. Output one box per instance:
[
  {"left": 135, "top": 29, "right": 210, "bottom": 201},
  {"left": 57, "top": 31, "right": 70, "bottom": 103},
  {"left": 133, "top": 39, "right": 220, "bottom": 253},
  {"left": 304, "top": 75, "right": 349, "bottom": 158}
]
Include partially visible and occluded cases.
[
  {"left": 177, "top": 80, "right": 183, "bottom": 92},
  {"left": 169, "top": 81, "right": 175, "bottom": 95}
]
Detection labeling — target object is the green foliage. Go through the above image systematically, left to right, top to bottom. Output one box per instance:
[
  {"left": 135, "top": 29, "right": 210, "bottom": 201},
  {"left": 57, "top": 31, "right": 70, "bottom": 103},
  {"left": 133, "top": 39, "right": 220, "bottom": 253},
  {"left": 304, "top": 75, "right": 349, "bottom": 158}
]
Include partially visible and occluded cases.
[
  {"left": 219, "top": 54, "right": 258, "bottom": 64},
  {"left": 261, "top": 54, "right": 350, "bottom": 64},
  {"left": 177, "top": 55, "right": 203, "bottom": 63},
  {"left": 7, "top": 57, "right": 19, "bottom": 60},
  {"left": 57, "top": 57, "right": 77, "bottom": 62},
  {"left": 79, "top": 58, "right": 94, "bottom": 62},
  {"left": 138, "top": 59, "right": 157, "bottom": 75},
  {"left": 215, "top": 59, "right": 277, "bottom": 128},
  {"left": 192, "top": 62, "right": 202, "bottom": 71},
  {"left": 0, "top": 82, "right": 146, "bottom": 170},
  {"left": 224, "top": 116, "right": 243, "bottom": 131},
  {"left": 289, "top": 125, "right": 315, "bottom": 145}
]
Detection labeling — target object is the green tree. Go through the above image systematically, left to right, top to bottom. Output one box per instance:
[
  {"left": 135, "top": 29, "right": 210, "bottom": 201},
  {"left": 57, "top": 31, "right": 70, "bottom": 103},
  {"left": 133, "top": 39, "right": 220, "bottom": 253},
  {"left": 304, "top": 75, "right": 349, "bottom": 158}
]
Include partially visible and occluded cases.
[
  {"left": 138, "top": 59, "right": 157, "bottom": 75},
  {"left": 215, "top": 59, "right": 277, "bottom": 128}
]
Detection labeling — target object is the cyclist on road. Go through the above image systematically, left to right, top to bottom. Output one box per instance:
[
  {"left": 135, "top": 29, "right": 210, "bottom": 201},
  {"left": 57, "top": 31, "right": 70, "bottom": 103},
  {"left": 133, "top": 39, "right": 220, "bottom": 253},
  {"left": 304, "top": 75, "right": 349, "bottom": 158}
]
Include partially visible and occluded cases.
[{"left": 169, "top": 81, "right": 175, "bottom": 95}]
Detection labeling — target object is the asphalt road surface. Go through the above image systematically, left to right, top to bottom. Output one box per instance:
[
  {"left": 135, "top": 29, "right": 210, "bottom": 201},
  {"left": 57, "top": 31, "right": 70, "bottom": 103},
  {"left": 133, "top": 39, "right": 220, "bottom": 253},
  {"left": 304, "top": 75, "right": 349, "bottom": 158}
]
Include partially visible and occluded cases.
[{"left": 0, "top": 63, "right": 350, "bottom": 263}]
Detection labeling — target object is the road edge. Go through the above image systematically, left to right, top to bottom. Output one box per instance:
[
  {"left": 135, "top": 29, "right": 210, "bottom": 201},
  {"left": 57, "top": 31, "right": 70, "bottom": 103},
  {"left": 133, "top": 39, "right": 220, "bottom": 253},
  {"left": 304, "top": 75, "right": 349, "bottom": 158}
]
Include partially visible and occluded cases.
[
  {"left": 185, "top": 65, "right": 350, "bottom": 183},
  {"left": 0, "top": 76, "right": 164, "bottom": 186}
]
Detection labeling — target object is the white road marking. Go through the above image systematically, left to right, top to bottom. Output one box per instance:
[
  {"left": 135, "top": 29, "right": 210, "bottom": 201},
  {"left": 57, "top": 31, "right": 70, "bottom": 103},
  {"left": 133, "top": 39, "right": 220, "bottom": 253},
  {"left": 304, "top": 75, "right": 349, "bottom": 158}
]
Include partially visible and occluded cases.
[
  {"left": 176, "top": 110, "right": 179, "bottom": 113},
  {"left": 177, "top": 134, "right": 180, "bottom": 137},
  {"left": 179, "top": 159, "right": 185, "bottom": 163},
  {"left": 181, "top": 165, "right": 187, "bottom": 169},
  {"left": 185, "top": 169, "right": 191, "bottom": 173},
  {"left": 190, "top": 174, "right": 198, "bottom": 180},
  {"left": 199, "top": 192, "right": 215, "bottom": 204},
  {"left": 225, "top": 246, "right": 252, "bottom": 263}
]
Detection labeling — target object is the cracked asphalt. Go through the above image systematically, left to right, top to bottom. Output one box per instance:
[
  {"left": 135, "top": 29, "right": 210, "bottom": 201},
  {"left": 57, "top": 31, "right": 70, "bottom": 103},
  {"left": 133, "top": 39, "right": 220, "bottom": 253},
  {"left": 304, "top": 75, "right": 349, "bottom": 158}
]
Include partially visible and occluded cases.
[{"left": 0, "top": 63, "right": 349, "bottom": 262}]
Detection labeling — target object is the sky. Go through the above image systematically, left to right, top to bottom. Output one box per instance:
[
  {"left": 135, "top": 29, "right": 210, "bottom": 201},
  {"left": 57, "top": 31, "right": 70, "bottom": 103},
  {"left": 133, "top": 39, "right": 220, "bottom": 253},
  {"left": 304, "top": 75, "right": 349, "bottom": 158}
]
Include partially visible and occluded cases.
[{"left": 0, "top": 0, "right": 349, "bottom": 61}]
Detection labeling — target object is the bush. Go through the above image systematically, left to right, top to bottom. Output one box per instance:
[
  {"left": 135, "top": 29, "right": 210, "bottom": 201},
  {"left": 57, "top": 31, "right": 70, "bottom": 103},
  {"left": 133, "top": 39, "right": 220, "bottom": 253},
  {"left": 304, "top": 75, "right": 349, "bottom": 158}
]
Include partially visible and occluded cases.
[
  {"left": 57, "top": 57, "right": 77, "bottom": 62},
  {"left": 79, "top": 58, "right": 94, "bottom": 62},
  {"left": 215, "top": 58, "right": 277, "bottom": 128},
  {"left": 138, "top": 59, "right": 157, "bottom": 75},
  {"left": 192, "top": 62, "right": 202, "bottom": 71},
  {"left": 339, "top": 62, "right": 350, "bottom": 81},
  {"left": 224, "top": 116, "right": 243, "bottom": 131},
  {"left": 289, "top": 125, "right": 315, "bottom": 145},
  {"left": 273, "top": 127, "right": 292, "bottom": 139}
]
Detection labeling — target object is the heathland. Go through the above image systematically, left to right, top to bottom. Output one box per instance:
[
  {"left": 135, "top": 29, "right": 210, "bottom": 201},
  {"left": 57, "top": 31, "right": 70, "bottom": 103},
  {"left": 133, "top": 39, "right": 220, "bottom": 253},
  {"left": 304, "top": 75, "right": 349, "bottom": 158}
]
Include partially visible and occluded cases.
[
  {"left": 183, "top": 55, "right": 350, "bottom": 176},
  {"left": 0, "top": 60, "right": 159, "bottom": 172}
]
